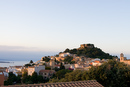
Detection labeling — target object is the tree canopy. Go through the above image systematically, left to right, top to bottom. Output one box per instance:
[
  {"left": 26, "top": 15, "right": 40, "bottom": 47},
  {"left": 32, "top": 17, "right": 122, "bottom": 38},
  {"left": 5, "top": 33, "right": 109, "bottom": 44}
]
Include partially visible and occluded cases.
[
  {"left": 42, "top": 56, "right": 50, "bottom": 62},
  {"left": 64, "top": 56, "right": 73, "bottom": 64},
  {"left": 30, "top": 60, "right": 33, "bottom": 63},
  {"left": 4, "top": 72, "right": 21, "bottom": 85}
]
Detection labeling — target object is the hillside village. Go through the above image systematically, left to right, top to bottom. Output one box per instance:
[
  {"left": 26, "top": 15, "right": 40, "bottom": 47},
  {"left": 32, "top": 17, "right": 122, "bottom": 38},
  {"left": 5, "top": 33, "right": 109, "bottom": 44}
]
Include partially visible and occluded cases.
[{"left": 0, "top": 44, "right": 130, "bottom": 86}]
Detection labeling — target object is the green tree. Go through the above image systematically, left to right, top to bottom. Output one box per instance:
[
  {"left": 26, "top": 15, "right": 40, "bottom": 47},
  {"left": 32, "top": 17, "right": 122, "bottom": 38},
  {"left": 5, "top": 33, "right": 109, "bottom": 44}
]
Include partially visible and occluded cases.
[
  {"left": 64, "top": 48, "right": 70, "bottom": 53},
  {"left": 42, "top": 56, "right": 50, "bottom": 62},
  {"left": 64, "top": 56, "right": 73, "bottom": 64},
  {"left": 30, "top": 60, "right": 33, "bottom": 63},
  {"left": 83, "top": 60, "right": 130, "bottom": 87},
  {"left": 70, "top": 61, "right": 75, "bottom": 64},
  {"left": 60, "top": 62, "right": 65, "bottom": 70},
  {"left": 24, "top": 63, "right": 31, "bottom": 67},
  {"left": 45, "top": 67, "right": 51, "bottom": 70},
  {"left": 53, "top": 67, "right": 60, "bottom": 71},
  {"left": 55, "top": 69, "right": 72, "bottom": 79},
  {"left": 64, "top": 70, "right": 83, "bottom": 81},
  {"left": 4, "top": 72, "right": 21, "bottom": 85},
  {"left": 22, "top": 72, "right": 31, "bottom": 83},
  {"left": 30, "top": 72, "right": 38, "bottom": 83},
  {"left": 37, "top": 75, "right": 44, "bottom": 83}
]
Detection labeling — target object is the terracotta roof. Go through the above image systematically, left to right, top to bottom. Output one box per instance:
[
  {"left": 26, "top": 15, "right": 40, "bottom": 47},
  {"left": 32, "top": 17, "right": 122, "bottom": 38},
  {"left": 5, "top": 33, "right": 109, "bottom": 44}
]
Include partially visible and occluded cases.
[
  {"left": 124, "top": 60, "right": 130, "bottom": 61},
  {"left": 94, "top": 61, "right": 100, "bottom": 63},
  {"left": 55, "top": 65, "right": 60, "bottom": 67},
  {"left": 15, "top": 66, "right": 22, "bottom": 68},
  {"left": 28, "top": 66, "right": 35, "bottom": 68},
  {"left": 0, "top": 67, "right": 7, "bottom": 69},
  {"left": 39, "top": 70, "right": 55, "bottom": 73},
  {"left": 1, "top": 80, "right": 104, "bottom": 87}
]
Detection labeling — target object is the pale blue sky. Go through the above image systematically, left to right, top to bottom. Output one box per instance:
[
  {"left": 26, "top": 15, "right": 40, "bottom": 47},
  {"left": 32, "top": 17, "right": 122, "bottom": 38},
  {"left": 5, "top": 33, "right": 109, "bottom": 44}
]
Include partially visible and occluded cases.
[{"left": 0, "top": 0, "right": 130, "bottom": 61}]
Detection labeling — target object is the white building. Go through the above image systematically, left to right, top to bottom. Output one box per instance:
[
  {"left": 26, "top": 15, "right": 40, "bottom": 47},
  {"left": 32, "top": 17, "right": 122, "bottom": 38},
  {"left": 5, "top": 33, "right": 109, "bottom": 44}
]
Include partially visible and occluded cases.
[
  {"left": 59, "top": 52, "right": 71, "bottom": 57},
  {"left": 91, "top": 58, "right": 101, "bottom": 62},
  {"left": 35, "top": 60, "right": 45, "bottom": 65},
  {"left": 92, "top": 62, "right": 102, "bottom": 66},
  {"left": 70, "top": 64, "right": 75, "bottom": 69},
  {"left": 74, "top": 64, "right": 83, "bottom": 68},
  {"left": 28, "top": 65, "right": 45, "bottom": 76},
  {"left": 8, "top": 66, "right": 23, "bottom": 76},
  {"left": 3, "top": 72, "right": 9, "bottom": 77}
]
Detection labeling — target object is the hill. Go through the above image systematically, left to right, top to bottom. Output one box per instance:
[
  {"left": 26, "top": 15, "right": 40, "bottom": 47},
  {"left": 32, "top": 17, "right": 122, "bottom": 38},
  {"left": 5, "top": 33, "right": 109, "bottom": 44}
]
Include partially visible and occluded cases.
[{"left": 63, "top": 44, "right": 114, "bottom": 59}]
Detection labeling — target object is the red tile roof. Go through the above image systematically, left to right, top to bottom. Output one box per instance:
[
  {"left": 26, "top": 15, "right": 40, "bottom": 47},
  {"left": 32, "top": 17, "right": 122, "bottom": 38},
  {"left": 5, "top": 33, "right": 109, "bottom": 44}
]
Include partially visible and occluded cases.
[
  {"left": 39, "top": 70, "right": 55, "bottom": 73},
  {"left": 1, "top": 80, "right": 103, "bottom": 87}
]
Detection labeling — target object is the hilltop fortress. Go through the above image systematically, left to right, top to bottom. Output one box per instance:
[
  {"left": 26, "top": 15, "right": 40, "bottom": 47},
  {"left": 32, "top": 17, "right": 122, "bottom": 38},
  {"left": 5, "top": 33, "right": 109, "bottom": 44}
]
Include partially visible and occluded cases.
[{"left": 79, "top": 44, "right": 94, "bottom": 49}]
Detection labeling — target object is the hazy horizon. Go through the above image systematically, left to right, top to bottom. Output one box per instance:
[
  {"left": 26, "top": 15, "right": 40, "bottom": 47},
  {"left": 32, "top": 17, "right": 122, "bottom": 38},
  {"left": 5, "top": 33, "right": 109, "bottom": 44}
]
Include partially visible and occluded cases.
[{"left": 0, "top": 44, "right": 130, "bottom": 61}]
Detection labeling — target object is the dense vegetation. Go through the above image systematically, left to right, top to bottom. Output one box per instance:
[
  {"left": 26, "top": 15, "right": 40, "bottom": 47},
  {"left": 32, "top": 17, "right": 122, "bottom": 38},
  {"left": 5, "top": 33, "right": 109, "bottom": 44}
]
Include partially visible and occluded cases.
[
  {"left": 64, "top": 46, "right": 114, "bottom": 59},
  {"left": 42, "top": 56, "right": 50, "bottom": 62},
  {"left": 64, "top": 56, "right": 75, "bottom": 64},
  {"left": 24, "top": 60, "right": 35, "bottom": 67},
  {"left": 49, "top": 60, "right": 130, "bottom": 87},
  {"left": 49, "top": 69, "right": 73, "bottom": 82},
  {"left": 4, "top": 72, "right": 21, "bottom": 85},
  {"left": 4, "top": 72, "right": 49, "bottom": 85},
  {"left": 22, "top": 72, "right": 47, "bottom": 84}
]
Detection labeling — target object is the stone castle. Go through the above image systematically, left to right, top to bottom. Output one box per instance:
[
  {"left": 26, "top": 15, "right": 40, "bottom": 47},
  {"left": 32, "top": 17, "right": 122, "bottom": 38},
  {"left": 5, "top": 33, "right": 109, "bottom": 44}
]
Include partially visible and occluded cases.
[{"left": 79, "top": 44, "right": 94, "bottom": 49}]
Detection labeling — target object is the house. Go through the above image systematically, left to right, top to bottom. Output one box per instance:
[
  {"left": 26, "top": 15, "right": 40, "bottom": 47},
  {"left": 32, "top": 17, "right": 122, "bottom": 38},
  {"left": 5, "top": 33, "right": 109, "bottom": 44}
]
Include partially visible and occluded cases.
[
  {"left": 59, "top": 52, "right": 71, "bottom": 57},
  {"left": 50, "top": 56, "right": 55, "bottom": 60},
  {"left": 55, "top": 57, "right": 65, "bottom": 61},
  {"left": 91, "top": 58, "right": 101, "bottom": 62},
  {"left": 35, "top": 60, "right": 45, "bottom": 65},
  {"left": 49, "top": 60, "right": 55, "bottom": 69},
  {"left": 92, "top": 61, "right": 102, "bottom": 66},
  {"left": 64, "top": 64, "right": 71, "bottom": 69},
  {"left": 70, "top": 64, "right": 75, "bottom": 69},
  {"left": 74, "top": 64, "right": 84, "bottom": 69},
  {"left": 28, "top": 65, "right": 45, "bottom": 76},
  {"left": 54, "top": 65, "right": 60, "bottom": 69},
  {"left": 7, "top": 66, "right": 23, "bottom": 76},
  {"left": 0, "top": 67, "right": 7, "bottom": 72},
  {"left": 39, "top": 70, "right": 55, "bottom": 79},
  {"left": 0, "top": 71, "right": 4, "bottom": 86},
  {"left": 3, "top": 72, "right": 8, "bottom": 80}
]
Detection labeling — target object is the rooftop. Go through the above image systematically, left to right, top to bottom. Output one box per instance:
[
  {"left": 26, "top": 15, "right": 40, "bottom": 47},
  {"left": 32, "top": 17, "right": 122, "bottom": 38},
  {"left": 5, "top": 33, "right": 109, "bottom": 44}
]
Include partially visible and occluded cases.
[
  {"left": 39, "top": 70, "right": 55, "bottom": 73},
  {"left": 2, "top": 80, "right": 103, "bottom": 87}
]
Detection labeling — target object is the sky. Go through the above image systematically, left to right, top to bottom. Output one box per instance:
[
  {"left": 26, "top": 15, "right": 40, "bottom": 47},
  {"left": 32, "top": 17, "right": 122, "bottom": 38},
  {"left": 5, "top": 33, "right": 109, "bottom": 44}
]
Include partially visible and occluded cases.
[{"left": 0, "top": 0, "right": 130, "bottom": 61}]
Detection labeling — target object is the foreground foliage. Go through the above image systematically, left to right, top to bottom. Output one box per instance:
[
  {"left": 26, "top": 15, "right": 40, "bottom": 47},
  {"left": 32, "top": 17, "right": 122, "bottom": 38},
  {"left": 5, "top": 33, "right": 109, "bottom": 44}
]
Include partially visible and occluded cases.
[
  {"left": 49, "top": 60, "right": 130, "bottom": 87},
  {"left": 4, "top": 72, "right": 21, "bottom": 85},
  {"left": 22, "top": 72, "right": 47, "bottom": 84}
]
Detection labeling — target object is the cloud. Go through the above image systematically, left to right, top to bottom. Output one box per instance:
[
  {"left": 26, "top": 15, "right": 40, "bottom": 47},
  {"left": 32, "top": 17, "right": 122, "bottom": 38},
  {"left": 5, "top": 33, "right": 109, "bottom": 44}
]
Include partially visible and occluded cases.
[
  {"left": 0, "top": 45, "right": 58, "bottom": 61},
  {"left": 0, "top": 45, "right": 41, "bottom": 52}
]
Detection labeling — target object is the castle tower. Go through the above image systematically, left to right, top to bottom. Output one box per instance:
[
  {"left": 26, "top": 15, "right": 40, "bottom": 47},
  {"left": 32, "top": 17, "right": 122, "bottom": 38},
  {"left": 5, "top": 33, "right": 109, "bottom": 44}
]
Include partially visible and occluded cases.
[
  {"left": 120, "top": 53, "right": 125, "bottom": 62},
  {"left": 120, "top": 53, "right": 124, "bottom": 57},
  {"left": 50, "top": 60, "right": 55, "bottom": 69}
]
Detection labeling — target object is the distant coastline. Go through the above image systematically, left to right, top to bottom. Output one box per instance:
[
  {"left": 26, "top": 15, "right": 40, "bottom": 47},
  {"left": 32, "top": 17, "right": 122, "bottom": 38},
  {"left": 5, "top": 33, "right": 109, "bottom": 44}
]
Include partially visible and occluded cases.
[
  {"left": 0, "top": 61, "right": 11, "bottom": 63},
  {"left": 0, "top": 61, "right": 29, "bottom": 67}
]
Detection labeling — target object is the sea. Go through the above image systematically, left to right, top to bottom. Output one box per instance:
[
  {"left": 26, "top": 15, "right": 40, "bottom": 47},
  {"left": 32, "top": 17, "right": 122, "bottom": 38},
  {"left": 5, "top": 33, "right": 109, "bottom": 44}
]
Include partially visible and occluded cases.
[{"left": 0, "top": 61, "right": 30, "bottom": 67}]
